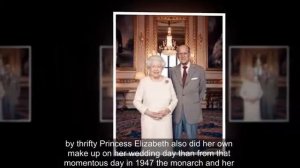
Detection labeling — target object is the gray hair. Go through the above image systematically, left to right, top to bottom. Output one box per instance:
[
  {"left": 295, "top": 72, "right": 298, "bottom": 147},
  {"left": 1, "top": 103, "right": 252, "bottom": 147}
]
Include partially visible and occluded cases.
[
  {"left": 176, "top": 45, "right": 190, "bottom": 54},
  {"left": 146, "top": 55, "right": 165, "bottom": 69}
]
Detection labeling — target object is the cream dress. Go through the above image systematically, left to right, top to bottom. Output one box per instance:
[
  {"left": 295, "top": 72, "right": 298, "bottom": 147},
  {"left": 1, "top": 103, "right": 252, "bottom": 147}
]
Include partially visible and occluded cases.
[
  {"left": 133, "top": 76, "right": 178, "bottom": 139},
  {"left": 240, "top": 79, "right": 263, "bottom": 121}
]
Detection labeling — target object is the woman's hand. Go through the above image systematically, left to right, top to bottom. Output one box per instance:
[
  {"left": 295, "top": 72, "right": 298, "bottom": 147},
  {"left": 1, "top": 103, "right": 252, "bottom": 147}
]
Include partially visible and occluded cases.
[
  {"left": 246, "top": 98, "right": 258, "bottom": 103},
  {"left": 157, "top": 108, "right": 171, "bottom": 117},
  {"left": 145, "top": 110, "right": 163, "bottom": 120}
]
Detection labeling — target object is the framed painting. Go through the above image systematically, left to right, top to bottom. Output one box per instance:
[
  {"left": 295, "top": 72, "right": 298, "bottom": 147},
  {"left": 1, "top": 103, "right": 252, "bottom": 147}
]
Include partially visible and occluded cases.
[
  {"left": 116, "top": 15, "right": 135, "bottom": 71},
  {"left": 207, "top": 16, "right": 223, "bottom": 70},
  {"left": 229, "top": 46, "right": 289, "bottom": 123},
  {"left": 20, "top": 48, "right": 30, "bottom": 77},
  {"left": 230, "top": 48, "right": 241, "bottom": 76},
  {"left": 278, "top": 48, "right": 288, "bottom": 77}
]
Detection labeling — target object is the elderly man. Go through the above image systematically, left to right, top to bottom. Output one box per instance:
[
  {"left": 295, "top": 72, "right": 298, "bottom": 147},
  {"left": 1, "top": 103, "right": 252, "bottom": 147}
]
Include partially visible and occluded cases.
[{"left": 170, "top": 45, "right": 206, "bottom": 139}]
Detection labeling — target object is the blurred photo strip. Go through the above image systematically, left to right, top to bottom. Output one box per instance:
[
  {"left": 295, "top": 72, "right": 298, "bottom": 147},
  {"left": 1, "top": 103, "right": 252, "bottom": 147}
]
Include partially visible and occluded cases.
[
  {"left": 99, "top": 45, "right": 113, "bottom": 123},
  {"left": 0, "top": 46, "right": 31, "bottom": 123},
  {"left": 229, "top": 46, "right": 289, "bottom": 123}
]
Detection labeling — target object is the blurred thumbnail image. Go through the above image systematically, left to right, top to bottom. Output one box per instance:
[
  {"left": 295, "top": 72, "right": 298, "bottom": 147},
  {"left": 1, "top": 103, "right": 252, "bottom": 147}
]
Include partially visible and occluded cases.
[
  {"left": 0, "top": 46, "right": 31, "bottom": 122},
  {"left": 99, "top": 46, "right": 113, "bottom": 123},
  {"left": 229, "top": 46, "right": 289, "bottom": 122}
]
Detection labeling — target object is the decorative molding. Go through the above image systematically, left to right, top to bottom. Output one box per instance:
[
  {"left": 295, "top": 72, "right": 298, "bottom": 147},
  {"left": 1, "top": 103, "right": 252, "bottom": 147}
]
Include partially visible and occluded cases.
[
  {"left": 133, "top": 16, "right": 138, "bottom": 71},
  {"left": 145, "top": 16, "right": 150, "bottom": 57},
  {"left": 155, "top": 16, "right": 188, "bottom": 21},
  {"left": 193, "top": 16, "right": 197, "bottom": 63},
  {"left": 195, "top": 16, "right": 207, "bottom": 68},
  {"left": 193, "top": 17, "right": 197, "bottom": 41},
  {"left": 204, "top": 17, "right": 208, "bottom": 69},
  {"left": 153, "top": 18, "right": 158, "bottom": 55},
  {"left": 185, "top": 18, "right": 189, "bottom": 47},
  {"left": 139, "top": 32, "right": 144, "bottom": 43},
  {"left": 199, "top": 33, "right": 203, "bottom": 44},
  {"left": 117, "top": 78, "right": 138, "bottom": 83},
  {"left": 117, "top": 78, "right": 222, "bottom": 85},
  {"left": 207, "top": 79, "right": 222, "bottom": 84}
]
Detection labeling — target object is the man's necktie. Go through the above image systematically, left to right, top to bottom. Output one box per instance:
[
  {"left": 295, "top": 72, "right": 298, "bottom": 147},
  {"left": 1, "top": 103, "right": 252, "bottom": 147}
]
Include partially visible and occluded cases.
[{"left": 182, "top": 65, "right": 187, "bottom": 87}]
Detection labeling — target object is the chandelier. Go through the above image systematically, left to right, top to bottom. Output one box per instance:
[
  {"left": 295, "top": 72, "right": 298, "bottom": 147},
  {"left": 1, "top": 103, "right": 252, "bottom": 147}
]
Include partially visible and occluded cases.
[{"left": 159, "top": 21, "right": 177, "bottom": 56}]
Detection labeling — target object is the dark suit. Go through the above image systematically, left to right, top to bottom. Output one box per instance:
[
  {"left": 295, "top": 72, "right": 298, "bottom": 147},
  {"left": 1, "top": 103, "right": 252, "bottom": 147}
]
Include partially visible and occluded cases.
[
  {"left": 170, "top": 63, "right": 206, "bottom": 139},
  {"left": 260, "top": 72, "right": 278, "bottom": 119},
  {"left": 2, "top": 73, "right": 20, "bottom": 119}
]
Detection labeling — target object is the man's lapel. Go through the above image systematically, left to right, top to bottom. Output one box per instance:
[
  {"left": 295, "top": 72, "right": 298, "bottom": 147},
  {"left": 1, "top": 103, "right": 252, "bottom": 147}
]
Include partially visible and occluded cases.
[
  {"left": 184, "top": 64, "right": 196, "bottom": 87},
  {"left": 175, "top": 65, "right": 183, "bottom": 86}
]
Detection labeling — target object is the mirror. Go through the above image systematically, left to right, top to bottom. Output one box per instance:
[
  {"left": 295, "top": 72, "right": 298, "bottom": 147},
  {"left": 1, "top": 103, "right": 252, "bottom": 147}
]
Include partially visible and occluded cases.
[
  {"left": 116, "top": 15, "right": 135, "bottom": 70},
  {"left": 155, "top": 16, "right": 187, "bottom": 56}
]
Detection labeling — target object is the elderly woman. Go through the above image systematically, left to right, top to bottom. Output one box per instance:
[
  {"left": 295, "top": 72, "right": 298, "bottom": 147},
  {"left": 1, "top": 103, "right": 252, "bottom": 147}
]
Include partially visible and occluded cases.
[
  {"left": 133, "top": 55, "right": 178, "bottom": 139},
  {"left": 240, "top": 67, "right": 263, "bottom": 121}
]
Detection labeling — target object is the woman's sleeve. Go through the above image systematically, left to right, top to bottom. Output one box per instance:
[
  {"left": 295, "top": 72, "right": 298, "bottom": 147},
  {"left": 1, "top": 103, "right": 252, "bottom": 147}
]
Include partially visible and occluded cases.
[
  {"left": 133, "top": 79, "right": 148, "bottom": 114},
  {"left": 167, "top": 79, "right": 178, "bottom": 113}
]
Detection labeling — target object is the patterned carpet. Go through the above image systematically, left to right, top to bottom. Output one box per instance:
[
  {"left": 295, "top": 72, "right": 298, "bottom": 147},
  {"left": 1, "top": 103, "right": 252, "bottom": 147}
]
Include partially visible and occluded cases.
[
  {"left": 231, "top": 96, "right": 287, "bottom": 120},
  {"left": 117, "top": 109, "right": 223, "bottom": 140}
]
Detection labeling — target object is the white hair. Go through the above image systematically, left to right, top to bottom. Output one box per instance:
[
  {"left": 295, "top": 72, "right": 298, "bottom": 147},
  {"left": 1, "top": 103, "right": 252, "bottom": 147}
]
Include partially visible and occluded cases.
[{"left": 146, "top": 55, "right": 165, "bottom": 69}]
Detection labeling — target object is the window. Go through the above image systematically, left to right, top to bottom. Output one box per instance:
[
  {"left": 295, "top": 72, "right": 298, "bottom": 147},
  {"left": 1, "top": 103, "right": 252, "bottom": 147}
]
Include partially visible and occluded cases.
[{"left": 161, "top": 53, "right": 179, "bottom": 77}]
